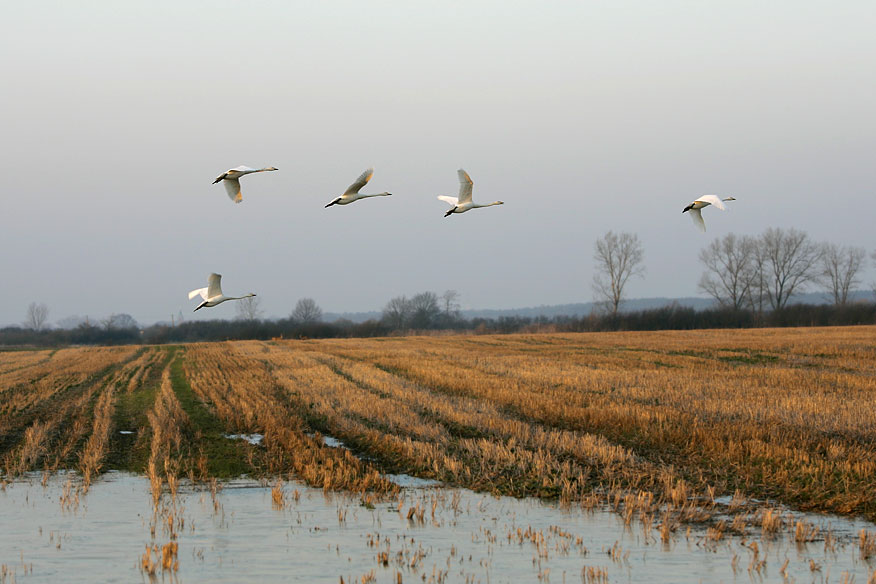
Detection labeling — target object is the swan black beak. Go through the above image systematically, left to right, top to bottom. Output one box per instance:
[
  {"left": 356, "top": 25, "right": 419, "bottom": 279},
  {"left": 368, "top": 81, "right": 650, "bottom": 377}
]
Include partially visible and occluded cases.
[{"left": 682, "top": 205, "right": 692, "bottom": 213}]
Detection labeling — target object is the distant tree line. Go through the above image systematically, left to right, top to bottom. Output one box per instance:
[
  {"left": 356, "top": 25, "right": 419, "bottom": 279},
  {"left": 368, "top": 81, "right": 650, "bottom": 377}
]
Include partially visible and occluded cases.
[
  {"left": 590, "top": 227, "right": 871, "bottom": 318},
  {"left": 3, "top": 228, "right": 875, "bottom": 348},
  {"left": 696, "top": 228, "right": 868, "bottom": 315},
  {"left": 3, "top": 300, "right": 875, "bottom": 348}
]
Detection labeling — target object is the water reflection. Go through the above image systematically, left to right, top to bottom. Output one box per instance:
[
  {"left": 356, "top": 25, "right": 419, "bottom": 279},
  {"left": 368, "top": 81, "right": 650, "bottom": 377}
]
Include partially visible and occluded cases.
[{"left": 0, "top": 472, "right": 873, "bottom": 583}]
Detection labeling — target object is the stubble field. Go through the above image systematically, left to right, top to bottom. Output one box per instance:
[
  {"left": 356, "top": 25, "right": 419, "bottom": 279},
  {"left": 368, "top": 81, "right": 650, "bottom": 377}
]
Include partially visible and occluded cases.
[{"left": 1, "top": 327, "right": 875, "bottom": 581}]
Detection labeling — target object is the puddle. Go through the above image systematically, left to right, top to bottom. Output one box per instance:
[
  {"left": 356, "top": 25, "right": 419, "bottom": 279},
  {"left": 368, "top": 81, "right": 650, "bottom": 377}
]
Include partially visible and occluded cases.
[
  {"left": 224, "top": 433, "right": 264, "bottom": 445},
  {"left": 317, "top": 434, "right": 442, "bottom": 486},
  {"left": 320, "top": 435, "right": 349, "bottom": 449},
  {"left": 0, "top": 472, "right": 873, "bottom": 583},
  {"left": 384, "top": 473, "right": 443, "bottom": 488}
]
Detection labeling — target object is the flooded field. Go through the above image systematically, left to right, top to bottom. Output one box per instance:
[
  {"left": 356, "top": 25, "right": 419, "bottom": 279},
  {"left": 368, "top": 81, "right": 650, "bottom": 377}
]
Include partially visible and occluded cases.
[
  {"left": 2, "top": 328, "right": 876, "bottom": 581},
  {"left": 1, "top": 472, "right": 874, "bottom": 583}
]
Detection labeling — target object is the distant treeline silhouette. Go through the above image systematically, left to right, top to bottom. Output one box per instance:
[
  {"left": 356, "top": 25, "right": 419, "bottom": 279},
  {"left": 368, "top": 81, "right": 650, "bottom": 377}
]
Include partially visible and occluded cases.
[
  {"left": 7, "top": 227, "right": 873, "bottom": 348},
  {"left": 2, "top": 301, "right": 875, "bottom": 347}
]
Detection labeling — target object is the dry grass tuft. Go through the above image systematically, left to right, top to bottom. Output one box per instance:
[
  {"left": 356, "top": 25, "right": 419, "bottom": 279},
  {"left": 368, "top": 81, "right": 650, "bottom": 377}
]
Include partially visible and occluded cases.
[
  {"left": 271, "top": 479, "right": 286, "bottom": 509},
  {"left": 760, "top": 508, "right": 784, "bottom": 537},
  {"left": 794, "top": 519, "right": 820, "bottom": 543},
  {"left": 860, "top": 529, "right": 876, "bottom": 560},
  {"left": 582, "top": 565, "right": 609, "bottom": 583}
]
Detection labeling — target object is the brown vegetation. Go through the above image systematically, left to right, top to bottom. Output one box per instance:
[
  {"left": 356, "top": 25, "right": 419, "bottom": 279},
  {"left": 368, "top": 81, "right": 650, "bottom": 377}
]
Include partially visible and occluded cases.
[
  {"left": 1, "top": 326, "right": 874, "bottom": 527},
  {"left": 1, "top": 346, "right": 138, "bottom": 477}
]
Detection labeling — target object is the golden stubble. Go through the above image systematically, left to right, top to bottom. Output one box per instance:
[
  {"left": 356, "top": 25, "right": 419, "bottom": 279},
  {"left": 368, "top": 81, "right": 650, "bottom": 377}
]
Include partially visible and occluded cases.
[{"left": 1, "top": 326, "right": 874, "bottom": 525}]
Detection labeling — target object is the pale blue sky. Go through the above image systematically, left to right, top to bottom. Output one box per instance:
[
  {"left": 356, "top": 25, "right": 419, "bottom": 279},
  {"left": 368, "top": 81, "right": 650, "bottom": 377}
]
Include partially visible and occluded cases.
[{"left": 2, "top": 1, "right": 875, "bottom": 325}]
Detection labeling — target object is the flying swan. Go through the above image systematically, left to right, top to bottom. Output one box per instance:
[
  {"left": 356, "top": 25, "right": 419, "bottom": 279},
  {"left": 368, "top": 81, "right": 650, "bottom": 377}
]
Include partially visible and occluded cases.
[
  {"left": 213, "top": 166, "right": 278, "bottom": 203},
  {"left": 325, "top": 168, "right": 392, "bottom": 207},
  {"left": 438, "top": 169, "right": 504, "bottom": 217},
  {"left": 682, "top": 195, "right": 736, "bottom": 232},
  {"left": 188, "top": 273, "right": 256, "bottom": 311}
]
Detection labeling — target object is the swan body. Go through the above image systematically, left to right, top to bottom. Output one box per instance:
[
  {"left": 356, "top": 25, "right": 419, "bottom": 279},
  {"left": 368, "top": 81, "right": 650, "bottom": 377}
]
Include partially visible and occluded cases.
[
  {"left": 213, "top": 165, "right": 278, "bottom": 203},
  {"left": 325, "top": 168, "right": 392, "bottom": 207},
  {"left": 438, "top": 169, "right": 504, "bottom": 217},
  {"left": 682, "top": 195, "right": 736, "bottom": 232},
  {"left": 188, "top": 273, "right": 256, "bottom": 311}
]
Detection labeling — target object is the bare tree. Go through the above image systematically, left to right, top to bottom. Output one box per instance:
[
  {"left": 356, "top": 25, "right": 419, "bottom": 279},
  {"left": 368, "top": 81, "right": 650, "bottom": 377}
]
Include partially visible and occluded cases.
[
  {"left": 755, "top": 227, "right": 822, "bottom": 311},
  {"left": 592, "top": 231, "right": 645, "bottom": 316},
  {"left": 698, "top": 233, "right": 757, "bottom": 310},
  {"left": 819, "top": 243, "right": 865, "bottom": 306},
  {"left": 871, "top": 250, "right": 876, "bottom": 300},
  {"left": 437, "top": 289, "right": 462, "bottom": 328},
  {"left": 441, "top": 290, "right": 461, "bottom": 318},
  {"left": 409, "top": 292, "right": 441, "bottom": 329},
  {"left": 235, "top": 295, "right": 263, "bottom": 321},
  {"left": 382, "top": 295, "right": 412, "bottom": 330},
  {"left": 291, "top": 298, "right": 323, "bottom": 324},
  {"left": 24, "top": 302, "right": 50, "bottom": 331},
  {"left": 102, "top": 313, "right": 139, "bottom": 330}
]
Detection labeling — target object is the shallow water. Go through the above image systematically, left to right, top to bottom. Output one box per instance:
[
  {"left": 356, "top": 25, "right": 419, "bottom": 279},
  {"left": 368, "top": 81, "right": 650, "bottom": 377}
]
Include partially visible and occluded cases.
[{"left": 0, "top": 472, "right": 873, "bottom": 583}]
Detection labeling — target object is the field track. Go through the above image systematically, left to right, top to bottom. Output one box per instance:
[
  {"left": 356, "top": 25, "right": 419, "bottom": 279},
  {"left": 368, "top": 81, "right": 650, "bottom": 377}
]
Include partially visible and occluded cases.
[{"left": 2, "top": 326, "right": 875, "bottom": 522}]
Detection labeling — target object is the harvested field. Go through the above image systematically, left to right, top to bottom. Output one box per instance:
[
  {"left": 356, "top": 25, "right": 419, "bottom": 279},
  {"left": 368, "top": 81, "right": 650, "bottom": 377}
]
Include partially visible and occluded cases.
[
  {"left": 1, "top": 326, "right": 875, "bottom": 521},
  {"left": 2, "top": 327, "right": 876, "bottom": 582}
]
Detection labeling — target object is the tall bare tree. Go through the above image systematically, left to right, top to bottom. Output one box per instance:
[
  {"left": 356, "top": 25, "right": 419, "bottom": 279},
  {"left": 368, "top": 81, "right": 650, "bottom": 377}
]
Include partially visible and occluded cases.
[
  {"left": 755, "top": 227, "right": 822, "bottom": 310},
  {"left": 592, "top": 231, "right": 645, "bottom": 316},
  {"left": 698, "top": 233, "right": 757, "bottom": 310},
  {"left": 819, "top": 243, "right": 865, "bottom": 306},
  {"left": 871, "top": 250, "right": 876, "bottom": 300},
  {"left": 441, "top": 290, "right": 461, "bottom": 317},
  {"left": 409, "top": 292, "right": 441, "bottom": 329},
  {"left": 235, "top": 295, "right": 263, "bottom": 321},
  {"left": 382, "top": 295, "right": 412, "bottom": 330},
  {"left": 291, "top": 298, "right": 323, "bottom": 324},
  {"left": 24, "top": 302, "right": 50, "bottom": 331},
  {"left": 102, "top": 313, "right": 138, "bottom": 330}
]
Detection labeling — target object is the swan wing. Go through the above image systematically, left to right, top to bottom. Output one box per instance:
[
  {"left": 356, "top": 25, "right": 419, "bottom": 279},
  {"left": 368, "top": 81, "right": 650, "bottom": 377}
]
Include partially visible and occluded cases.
[
  {"left": 344, "top": 168, "right": 374, "bottom": 195},
  {"left": 457, "top": 169, "right": 473, "bottom": 204},
  {"left": 224, "top": 178, "right": 243, "bottom": 203},
  {"left": 696, "top": 194, "right": 727, "bottom": 211},
  {"left": 437, "top": 195, "right": 458, "bottom": 206},
  {"left": 689, "top": 208, "right": 706, "bottom": 232},
  {"left": 207, "top": 273, "right": 223, "bottom": 299},
  {"left": 188, "top": 287, "right": 208, "bottom": 300}
]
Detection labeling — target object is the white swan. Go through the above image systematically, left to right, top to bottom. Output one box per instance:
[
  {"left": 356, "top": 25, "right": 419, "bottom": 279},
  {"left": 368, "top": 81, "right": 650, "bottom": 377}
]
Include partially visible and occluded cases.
[
  {"left": 213, "top": 165, "right": 278, "bottom": 203},
  {"left": 325, "top": 168, "right": 392, "bottom": 207},
  {"left": 437, "top": 169, "right": 504, "bottom": 217},
  {"left": 682, "top": 195, "right": 736, "bottom": 232},
  {"left": 188, "top": 273, "right": 256, "bottom": 311}
]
